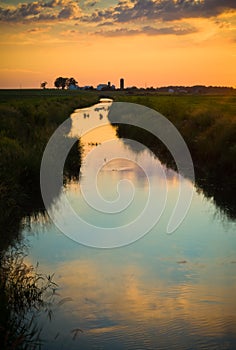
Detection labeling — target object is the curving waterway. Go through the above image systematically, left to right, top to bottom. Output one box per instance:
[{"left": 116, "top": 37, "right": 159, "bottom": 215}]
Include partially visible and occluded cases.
[{"left": 21, "top": 99, "right": 236, "bottom": 349}]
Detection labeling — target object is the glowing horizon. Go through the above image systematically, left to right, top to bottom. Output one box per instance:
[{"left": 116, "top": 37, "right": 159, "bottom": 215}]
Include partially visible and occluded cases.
[{"left": 0, "top": 0, "right": 236, "bottom": 89}]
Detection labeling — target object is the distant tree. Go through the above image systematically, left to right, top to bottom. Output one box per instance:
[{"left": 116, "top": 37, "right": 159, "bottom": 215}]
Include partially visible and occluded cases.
[
  {"left": 54, "top": 77, "right": 68, "bottom": 89},
  {"left": 66, "top": 77, "right": 78, "bottom": 88},
  {"left": 40, "top": 81, "right": 47, "bottom": 89}
]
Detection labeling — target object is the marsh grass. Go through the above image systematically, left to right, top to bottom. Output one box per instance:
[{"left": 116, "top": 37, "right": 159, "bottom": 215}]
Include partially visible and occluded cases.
[{"left": 0, "top": 247, "right": 59, "bottom": 349}]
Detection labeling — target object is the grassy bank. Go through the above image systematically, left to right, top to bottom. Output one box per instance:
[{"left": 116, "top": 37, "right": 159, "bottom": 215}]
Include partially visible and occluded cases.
[
  {"left": 0, "top": 90, "right": 99, "bottom": 250},
  {"left": 111, "top": 94, "right": 236, "bottom": 219}
]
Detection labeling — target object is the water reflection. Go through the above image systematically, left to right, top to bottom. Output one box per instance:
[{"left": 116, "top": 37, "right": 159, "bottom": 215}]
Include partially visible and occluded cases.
[
  {"left": 22, "top": 100, "right": 236, "bottom": 349},
  {"left": 26, "top": 239, "right": 236, "bottom": 349},
  {"left": 58, "top": 259, "right": 236, "bottom": 334}
]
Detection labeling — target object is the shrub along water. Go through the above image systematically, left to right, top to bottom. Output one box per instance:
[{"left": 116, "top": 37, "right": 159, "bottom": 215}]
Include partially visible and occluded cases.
[{"left": 0, "top": 245, "right": 69, "bottom": 349}]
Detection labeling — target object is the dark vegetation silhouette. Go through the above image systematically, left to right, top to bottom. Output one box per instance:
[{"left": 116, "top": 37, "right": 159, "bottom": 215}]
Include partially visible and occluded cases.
[
  {"left": 54, "top": 77, "right": 78, "bottom": 89},
  {"left": 54, "top": 77, "right": 67, "bottom": 89},
  {"left": 40, "top": 81, "right": 47, "bottom": 89},
  {"left": 0, "top": 246, "right": 58, "bottom": 349}
]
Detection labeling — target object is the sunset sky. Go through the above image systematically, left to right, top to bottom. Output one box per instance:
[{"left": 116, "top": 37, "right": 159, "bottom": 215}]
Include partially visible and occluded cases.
[{"left": 0, "top": 0, "right": 236, "bottom": 88}]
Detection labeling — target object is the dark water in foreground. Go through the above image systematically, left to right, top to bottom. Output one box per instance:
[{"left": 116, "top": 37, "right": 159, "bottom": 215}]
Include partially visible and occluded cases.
[{"left": 21, "top": 100, "right": 236, "bottom": 349}]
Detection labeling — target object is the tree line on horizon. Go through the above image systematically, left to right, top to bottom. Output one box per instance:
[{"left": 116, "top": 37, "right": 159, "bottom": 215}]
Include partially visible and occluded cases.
[
  {"left": 40, "top": 77, "right": 78, "bottom": 90},
  {"left": 40, "top": 78, "right": 235, "bottom": 93}
]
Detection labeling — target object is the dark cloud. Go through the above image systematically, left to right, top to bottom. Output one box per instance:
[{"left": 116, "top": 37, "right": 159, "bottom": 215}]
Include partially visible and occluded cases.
[
  {"left": 0, "top": 0, "right": 81, "bottom": 22},
  {"left": 1, "top": 0, "right": 235, "bottom": 24},
  {"left": 43, "top": 0, "right": 58, "bottom": 7},
  {"left": 83, "top": 0, "right": 236, "bottom": 23},
  {"left": 0, "top": 2, "right": 42, "bottom": 22},
  {"left": 58, "top": 2, "right": 81, "bottom": 19},
  {"left": 81, "top": 7, "right": 114, "bottom": 23},
  {"left": 95, "top": 24, "right": 196, "bottom": 36}
]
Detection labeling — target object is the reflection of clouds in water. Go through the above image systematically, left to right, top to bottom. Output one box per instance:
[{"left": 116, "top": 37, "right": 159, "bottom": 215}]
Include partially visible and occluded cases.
[{"left": 55, "top": 258, "right": 236, "bottom": 339}]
